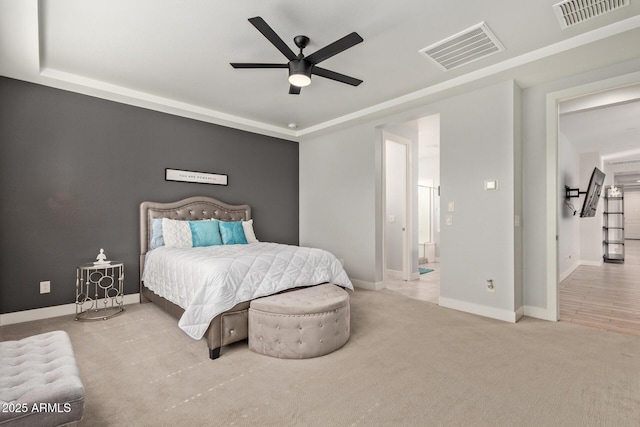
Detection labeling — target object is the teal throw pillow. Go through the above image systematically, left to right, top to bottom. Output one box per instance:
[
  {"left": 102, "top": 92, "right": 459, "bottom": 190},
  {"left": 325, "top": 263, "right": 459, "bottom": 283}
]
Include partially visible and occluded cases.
[
  {"left": 189, "top": 220, "right": 223, "bottom": 247},
  {"left": 219, "top": 221, "right": 248, "bottom": 245}
]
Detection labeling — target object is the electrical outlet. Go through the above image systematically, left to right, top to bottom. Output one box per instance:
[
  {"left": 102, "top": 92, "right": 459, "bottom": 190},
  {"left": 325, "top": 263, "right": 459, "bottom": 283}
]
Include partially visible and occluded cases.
[
  {"left": 486, "top": 279, "right": 495, "bottom": 293},
  {"left": 40, "top": 281, "right": 51, "bottom": 294}
]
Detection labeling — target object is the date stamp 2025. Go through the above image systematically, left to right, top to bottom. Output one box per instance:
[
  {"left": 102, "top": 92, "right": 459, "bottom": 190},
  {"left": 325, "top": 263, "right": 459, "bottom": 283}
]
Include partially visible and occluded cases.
[{"left": 2, "top": 402, "right": 72, "bottom": 414}]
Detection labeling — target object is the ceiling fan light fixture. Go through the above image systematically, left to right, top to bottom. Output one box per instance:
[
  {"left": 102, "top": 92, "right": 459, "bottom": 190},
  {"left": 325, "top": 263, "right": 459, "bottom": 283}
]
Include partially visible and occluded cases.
[
  {"left": 231, "top": 17, "right": 363, "bottom": 94},
  {"left": 288, "top": 60, "right": 312, "bottom": 87},
  {"left": 288, "top": 73, "right": 311, "bottom": 87}
]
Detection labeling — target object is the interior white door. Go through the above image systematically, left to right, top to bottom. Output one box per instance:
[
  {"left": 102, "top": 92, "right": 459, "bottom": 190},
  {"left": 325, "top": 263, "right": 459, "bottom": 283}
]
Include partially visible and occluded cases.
[
  {"left": 383, "top": 132, "right": 411, "bottom": 281},
  {"left": 625, "top": 191, "right": 640, "bottom": 239}
]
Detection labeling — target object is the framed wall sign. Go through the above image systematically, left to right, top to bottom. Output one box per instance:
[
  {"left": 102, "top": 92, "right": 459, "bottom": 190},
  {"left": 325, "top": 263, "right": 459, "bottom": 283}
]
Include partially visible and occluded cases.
[{"left": 165, "top": 168, "right": 228, "bottom": 186}]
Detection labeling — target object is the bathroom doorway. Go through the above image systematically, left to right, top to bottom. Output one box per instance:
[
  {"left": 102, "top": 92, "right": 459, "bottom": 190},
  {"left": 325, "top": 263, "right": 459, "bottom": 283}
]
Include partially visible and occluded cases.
[{"left": 383, "top": 113, "right": 441, "bottom": 303}]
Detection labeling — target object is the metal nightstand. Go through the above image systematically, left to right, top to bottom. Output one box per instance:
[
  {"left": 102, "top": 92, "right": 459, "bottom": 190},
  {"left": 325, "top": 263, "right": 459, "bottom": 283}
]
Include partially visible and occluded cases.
[{"left": 75, "top": 262, "right": 125, "bottom": 320}]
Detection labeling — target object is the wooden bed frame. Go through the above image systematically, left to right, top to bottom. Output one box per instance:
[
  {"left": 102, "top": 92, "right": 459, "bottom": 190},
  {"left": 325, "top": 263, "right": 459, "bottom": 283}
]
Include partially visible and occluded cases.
[{"left": 139, "top": 196, "right": 253, "bottom": 359}]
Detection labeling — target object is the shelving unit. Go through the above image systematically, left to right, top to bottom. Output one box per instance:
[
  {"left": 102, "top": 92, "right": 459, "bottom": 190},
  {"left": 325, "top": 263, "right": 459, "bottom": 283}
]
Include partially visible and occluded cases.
[{"left": 603, "top": 185, "right": 624, "bottom": 263}]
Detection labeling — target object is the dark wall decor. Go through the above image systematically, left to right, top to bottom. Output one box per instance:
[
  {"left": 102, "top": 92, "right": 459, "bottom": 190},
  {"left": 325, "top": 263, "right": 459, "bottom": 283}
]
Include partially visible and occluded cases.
[{"left": 0, "top": 77, "right": 299, "bottom": 314}]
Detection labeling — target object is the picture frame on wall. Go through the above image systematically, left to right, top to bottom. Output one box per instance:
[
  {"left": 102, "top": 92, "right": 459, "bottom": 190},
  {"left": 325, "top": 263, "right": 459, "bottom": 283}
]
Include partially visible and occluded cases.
[{"left": 165, "top": 168, "right": 228, "bottom": 186}]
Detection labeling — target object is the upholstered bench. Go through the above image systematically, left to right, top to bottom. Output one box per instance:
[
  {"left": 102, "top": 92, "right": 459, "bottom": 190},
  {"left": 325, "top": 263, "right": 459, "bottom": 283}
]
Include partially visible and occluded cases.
[
  {"left": 248, "top": 284, "right": 350, "bottom": 359},
  {"left": 0, "top": 331, "right": 85, "bottom": 427}
]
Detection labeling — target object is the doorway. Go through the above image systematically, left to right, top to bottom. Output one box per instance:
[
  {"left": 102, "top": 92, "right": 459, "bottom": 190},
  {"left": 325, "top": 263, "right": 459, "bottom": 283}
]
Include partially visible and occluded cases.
[
  {"left": 555, "top": 81, "right": 640, "bottom": 334},
  {"left": 382, "top": 114, "right": 441, "bottom": 303}
]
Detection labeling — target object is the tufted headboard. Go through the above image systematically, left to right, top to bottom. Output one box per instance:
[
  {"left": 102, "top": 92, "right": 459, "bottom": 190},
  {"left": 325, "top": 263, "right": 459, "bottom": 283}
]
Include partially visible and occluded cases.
[{"left": 139, "top": 196, "right": 251, "bottom": 280}]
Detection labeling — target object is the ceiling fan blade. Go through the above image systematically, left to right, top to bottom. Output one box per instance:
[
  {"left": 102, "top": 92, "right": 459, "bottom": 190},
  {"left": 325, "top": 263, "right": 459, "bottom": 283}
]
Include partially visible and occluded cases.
[
  {"left": 248, "top": 17, "right": 297, "bottom": 61},
  {"left": 305, "top": 32, "right": 363, "bottom": 65},
  {"left": 230, "top": 63, "right": 288, "bottom": 69},
  {"left": 312, "top": 66, "right": 362, "bottom": 86},
  {"left": 289, "top": 85, "right": 301, "bottom": 95}
]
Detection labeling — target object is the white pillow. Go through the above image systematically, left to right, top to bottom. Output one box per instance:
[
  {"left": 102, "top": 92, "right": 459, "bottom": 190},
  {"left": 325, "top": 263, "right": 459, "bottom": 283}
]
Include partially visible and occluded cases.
[
  {"left": 162, "top": 218, "right": 193, "bottom": 248},
  {"left": 242, "top": 219, "right": 259, "bottom": 243}
]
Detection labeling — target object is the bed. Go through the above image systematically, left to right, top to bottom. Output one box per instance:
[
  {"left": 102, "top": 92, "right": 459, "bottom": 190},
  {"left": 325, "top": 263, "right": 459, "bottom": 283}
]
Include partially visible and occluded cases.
[{"left": 139, "top": 196, "right": 353, "bottom": 359}]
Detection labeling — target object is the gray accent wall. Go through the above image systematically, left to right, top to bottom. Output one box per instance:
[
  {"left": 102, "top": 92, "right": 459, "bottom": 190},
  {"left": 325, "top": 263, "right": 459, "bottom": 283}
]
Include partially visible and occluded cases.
[{"left": 0, "top": 77, "right": 299, "bottom": 314}]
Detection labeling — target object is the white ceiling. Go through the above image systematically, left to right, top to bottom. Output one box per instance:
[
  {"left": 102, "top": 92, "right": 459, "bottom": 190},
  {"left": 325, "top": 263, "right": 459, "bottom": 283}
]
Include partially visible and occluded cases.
[
  {"left": 1, "top": 0, "right": 640, "bottom": 141},
  {"left": 560, "top": 83, "right": 640, "bottom": 184},
  {"left": 560, "top": 96, "right": 640, "bottom": 159}
]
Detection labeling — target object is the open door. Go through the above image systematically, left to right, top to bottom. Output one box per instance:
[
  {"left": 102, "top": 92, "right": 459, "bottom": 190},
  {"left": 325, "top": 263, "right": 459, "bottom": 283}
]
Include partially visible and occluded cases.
[{"left": 383, "top": 132, "right": 411, "bottom": 280}]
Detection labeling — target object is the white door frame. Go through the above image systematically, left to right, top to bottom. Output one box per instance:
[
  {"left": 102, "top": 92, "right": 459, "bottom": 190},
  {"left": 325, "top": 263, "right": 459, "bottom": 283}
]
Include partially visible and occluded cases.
[
  {"left": 546, "top": 71, "right": 640, "bottom": 321},
  {"left": 382, "top": 131, "right": 413, "bottom": 281}
]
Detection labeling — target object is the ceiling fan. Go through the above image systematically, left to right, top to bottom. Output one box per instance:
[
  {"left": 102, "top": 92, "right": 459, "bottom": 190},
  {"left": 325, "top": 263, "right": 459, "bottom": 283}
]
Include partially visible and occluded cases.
[{"left": 230, "top": 17, "right": 364, "bottom": 95}]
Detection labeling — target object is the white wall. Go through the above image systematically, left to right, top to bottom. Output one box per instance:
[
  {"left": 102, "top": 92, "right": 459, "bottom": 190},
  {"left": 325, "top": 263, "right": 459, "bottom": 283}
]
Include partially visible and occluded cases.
[
  {"left": 301, "top": 56, "right": 640, "bottom": 322},
  {"left": 301, "top": 80, "right": 522, "bottom": 321},
  {"left": 438, "top": 81, "right": 520, "bottom": 320},
  {"left": 418, "top": 114, "right": 440, "bottom": 187},
  {"left": 299, "top": 124, "right": 378, "bottom": 288},
  {"left": 557, "top": 131, "right": 581, "bottom": 280},
  {"left": 555, "top": 132, "right": 607, "bottom": 275},
  {"left": 579, "top": 152, "right": 605, "bottom": 264},
  {"left": 625, "top": 192, "right": 640, "bottom": 239}
]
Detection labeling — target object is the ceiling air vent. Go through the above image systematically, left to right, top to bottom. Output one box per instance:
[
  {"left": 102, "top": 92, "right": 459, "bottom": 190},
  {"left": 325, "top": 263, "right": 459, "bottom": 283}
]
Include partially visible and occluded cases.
[
  {"left": 553, "top": 0, "right": 630, "bottom": 29},
  {"left": 419, "top": 22, "right": 505, "bottom": 72}
]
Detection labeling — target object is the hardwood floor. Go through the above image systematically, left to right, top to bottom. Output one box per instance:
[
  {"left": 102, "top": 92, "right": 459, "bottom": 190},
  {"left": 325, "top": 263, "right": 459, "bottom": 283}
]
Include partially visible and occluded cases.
[
  {"left": 559, "top": 239, "right": 640, "bottom": 336},
  {"left": 386, "top": 242, "right": 640, "bottom": 338}
]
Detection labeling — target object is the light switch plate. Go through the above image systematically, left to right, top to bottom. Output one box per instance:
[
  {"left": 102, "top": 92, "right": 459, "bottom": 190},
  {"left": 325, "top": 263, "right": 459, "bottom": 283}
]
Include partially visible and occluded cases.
[
  {"left": 485, "top": 180, "right": 498, "bottom": 190},
  {"left": 448, "top": 202, "right": 455, "bottom": 212},
  {"left": 446, "top": 215, "right": 453, "bottom": 226}
]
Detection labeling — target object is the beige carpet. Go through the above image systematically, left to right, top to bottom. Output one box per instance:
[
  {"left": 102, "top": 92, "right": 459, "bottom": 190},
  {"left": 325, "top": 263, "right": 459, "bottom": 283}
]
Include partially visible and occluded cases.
[{"left": 1, "top": 289, "right": 639, "bottom": 426}]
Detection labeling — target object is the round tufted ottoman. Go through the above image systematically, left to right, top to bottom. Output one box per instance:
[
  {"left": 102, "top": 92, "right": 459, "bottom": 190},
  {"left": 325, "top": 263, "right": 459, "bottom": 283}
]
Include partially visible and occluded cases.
[{"left": 248, "top": 284, "right": 350, "bottom": 359}]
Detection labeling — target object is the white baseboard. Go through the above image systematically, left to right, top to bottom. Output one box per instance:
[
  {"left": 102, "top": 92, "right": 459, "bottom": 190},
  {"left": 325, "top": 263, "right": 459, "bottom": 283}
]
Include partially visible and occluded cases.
[
  {"left": 560, "top": 259, "right": 604, "bottom": 283},
  {"left": 580, "top": 259, "right": 603, "bottom": 267},
  {"left": 559, "top": 261, "right": 581, "bottom": 283},
  {"left": 384, "top": 269, "right": 419, "bottom": 281},
  {"left": 385, "top": 269, "right": 404, "bottom": 280},
  {"left": 350, "top": 279, "right": 385, "bottom": 291},
  {"left": 0, "top": 294, "right": 140, "bottom": 326},
  {"left": 438, "top": 296, "right": 520, "bottom": 323},
  {"left": 523, "top": 305, "right": 556, "bottom": 321}
]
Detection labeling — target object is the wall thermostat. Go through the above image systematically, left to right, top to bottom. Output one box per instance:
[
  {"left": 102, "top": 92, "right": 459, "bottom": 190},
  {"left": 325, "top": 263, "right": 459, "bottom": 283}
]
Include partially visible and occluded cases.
[{"left": 485, "top": 180, "right": 498, "bottom": 190}]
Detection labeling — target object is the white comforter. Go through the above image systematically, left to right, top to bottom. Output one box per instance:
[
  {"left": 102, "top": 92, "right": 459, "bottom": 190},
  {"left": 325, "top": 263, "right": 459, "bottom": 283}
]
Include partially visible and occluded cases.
[{"left": 142, "top": 242, "right": 353, "bottom": 339}]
